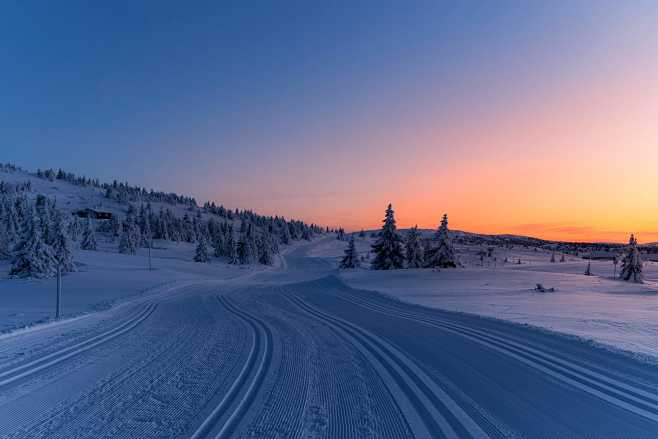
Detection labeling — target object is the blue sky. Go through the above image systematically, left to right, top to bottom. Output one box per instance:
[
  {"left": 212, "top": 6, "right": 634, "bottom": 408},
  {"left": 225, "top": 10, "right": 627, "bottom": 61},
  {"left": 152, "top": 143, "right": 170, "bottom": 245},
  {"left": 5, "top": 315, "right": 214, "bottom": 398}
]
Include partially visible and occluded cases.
[{"left": 3, "top": 2, "right": 658, "bottom": 239}]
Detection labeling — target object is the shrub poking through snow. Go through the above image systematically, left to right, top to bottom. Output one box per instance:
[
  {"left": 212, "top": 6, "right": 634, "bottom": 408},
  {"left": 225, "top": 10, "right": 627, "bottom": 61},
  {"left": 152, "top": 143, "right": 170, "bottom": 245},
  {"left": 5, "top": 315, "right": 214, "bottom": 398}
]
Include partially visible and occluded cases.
[
  {"left": 371, "top": 204, "right": 405, "bottom": 270},
  {"left": 620, "top": 234, "right": 643, "bottom": 283},
  {"left": 340, "top": 235, "right": 360, "bottom": 269}
]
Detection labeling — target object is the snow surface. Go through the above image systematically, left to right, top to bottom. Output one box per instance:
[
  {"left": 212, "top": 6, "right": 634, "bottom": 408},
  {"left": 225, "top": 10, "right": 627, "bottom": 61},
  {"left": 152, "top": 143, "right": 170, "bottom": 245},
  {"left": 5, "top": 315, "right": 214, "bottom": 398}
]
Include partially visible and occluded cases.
[
  {"left": 3, "top": 167, "right": 658, "bottom": 436},
  {"left": 314, "top": 236, "right": 658, "bottom": 361},
  {"left": 1, "top": 237, "right": 658, "bottom": 437}
]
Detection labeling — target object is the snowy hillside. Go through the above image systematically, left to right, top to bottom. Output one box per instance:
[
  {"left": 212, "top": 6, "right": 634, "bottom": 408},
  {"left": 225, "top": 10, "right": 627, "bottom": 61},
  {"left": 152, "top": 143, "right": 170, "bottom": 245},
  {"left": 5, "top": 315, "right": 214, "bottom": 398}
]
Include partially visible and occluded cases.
[{"left": 0, "top": 163, "right": 323, "bottom": 332}]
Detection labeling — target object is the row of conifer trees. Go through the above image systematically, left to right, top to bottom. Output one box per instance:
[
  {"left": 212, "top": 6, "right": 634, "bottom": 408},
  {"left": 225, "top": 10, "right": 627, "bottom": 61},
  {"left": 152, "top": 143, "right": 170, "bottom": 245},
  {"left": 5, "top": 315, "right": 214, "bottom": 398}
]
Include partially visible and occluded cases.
[
  {"left": 0, "top": 188, "right": 323, "bottom": 278},
  {"left": 341, "top": 204, "right": 458, "bottom": 270}
]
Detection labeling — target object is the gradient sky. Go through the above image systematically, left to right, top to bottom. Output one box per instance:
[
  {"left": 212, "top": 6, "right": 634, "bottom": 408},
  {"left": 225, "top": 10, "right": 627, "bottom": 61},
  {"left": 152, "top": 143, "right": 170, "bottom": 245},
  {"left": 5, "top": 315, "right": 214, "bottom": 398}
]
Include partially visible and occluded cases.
[{"left": 2, "top": 1, "right": 658, "bottom": 242}]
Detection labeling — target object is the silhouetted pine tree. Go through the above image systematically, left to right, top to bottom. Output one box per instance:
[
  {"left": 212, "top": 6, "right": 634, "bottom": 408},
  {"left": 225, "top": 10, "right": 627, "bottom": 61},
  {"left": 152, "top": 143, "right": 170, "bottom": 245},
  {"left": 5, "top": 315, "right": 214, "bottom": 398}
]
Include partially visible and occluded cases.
[
  {"left": 371, "top": 204, "right": 404, "bottom": 270},
  {"left": 425, "top": 214, "right": 457, "bottom": 268},
  {"left": 405, "top": 226, "right": 424, "bottom": 268},
  {"left": 620, "top": 234, "right": 643, "bottom": 283},
  {"left": 340, "top": 235, "right": 360, "bottom": 269}
]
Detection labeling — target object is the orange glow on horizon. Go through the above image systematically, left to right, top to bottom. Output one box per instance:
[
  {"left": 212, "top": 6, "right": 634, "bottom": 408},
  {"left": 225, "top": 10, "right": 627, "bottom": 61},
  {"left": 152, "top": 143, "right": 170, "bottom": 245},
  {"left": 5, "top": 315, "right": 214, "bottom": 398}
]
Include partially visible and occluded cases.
[{"left": 268, "top": 56, "right": 658, "bottom": 244}]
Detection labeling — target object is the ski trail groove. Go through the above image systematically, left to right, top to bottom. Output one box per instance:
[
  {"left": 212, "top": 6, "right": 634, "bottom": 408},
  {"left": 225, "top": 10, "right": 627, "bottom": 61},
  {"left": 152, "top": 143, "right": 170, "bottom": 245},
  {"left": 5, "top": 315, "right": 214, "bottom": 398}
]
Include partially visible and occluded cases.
[
  {"left": 339, "top": 291, "right": 658, "bottom": 424},
  {"left": 285, "top": 293, "right": 492, "bottom": 439},
  {"left": 190, "top": 296, "right": 272, "bottom": 439},
  {"left": 0, "top": 303, "right": 157, "bottom": 388}
]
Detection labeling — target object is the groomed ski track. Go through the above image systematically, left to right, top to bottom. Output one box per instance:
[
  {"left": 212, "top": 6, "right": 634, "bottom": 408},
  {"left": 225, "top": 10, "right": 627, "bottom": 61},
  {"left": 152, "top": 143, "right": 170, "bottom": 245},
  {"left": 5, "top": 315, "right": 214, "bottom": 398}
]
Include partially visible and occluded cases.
[{"left": 1, "top": 238, "right": 658, "bottom": 438}]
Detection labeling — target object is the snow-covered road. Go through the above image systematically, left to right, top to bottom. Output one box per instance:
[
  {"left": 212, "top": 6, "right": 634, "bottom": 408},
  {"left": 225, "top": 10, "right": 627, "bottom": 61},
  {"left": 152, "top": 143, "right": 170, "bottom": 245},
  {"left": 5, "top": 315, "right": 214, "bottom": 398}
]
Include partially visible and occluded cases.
[{"left": 1, "top": 240, "right": 658, "bottom": 438}]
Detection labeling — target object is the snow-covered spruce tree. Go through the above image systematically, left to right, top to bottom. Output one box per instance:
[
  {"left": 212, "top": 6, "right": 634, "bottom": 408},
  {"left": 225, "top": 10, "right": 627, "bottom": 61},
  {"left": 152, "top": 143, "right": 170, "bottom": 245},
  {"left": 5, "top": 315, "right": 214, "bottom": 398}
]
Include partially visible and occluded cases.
[
  {"left": 0, "top": 198, "right": 13, "bottom": 259},
  {"left": 2, "top": 198, "right": 19, "bottom": 253},
  {"left": 371, "top": 204, "right": 405, "bottom": 270},
  {"left": 10, "top": 209, "right": 56, "bottom": 278},
  {"left": 52, "top": 211, "right": 75, "bottom": 272},
  {"left": 425, "top": 214, "right": 457, "bottom": 268},
  {"left": 118, "top": 216, "right": 138, "bottom": 255},
  {"left": 142, "top": 216, "right": 152, "bottom": 249},
  {"left": 80, "top": 218, "right": 97, "bottom": 251},
  {"left": 0, "top": 224, "right": 10, "bottom": 260},
  {"left": 237, "top": 224, "right": 257, "bottom": 265},
  {"left": 405, "top": 225, "right": 424, "bottom": 268},
  {"left": 212, "top": 230, "right": 225, "bottom": 258},
  {"left": 619, "top": 234, "right": 643, "bottom": 283},
  {"left": 194, "top": 235, "right": 210, "bottom": 263},
  {"left": 257, "top": 235, "right": 274, "bottom": 265},
  {"left": 340, "top": 235, "right": 360, "bottom": 269},
  {"left": 228, "top": 237, "right": 239, "bottom": 264}
]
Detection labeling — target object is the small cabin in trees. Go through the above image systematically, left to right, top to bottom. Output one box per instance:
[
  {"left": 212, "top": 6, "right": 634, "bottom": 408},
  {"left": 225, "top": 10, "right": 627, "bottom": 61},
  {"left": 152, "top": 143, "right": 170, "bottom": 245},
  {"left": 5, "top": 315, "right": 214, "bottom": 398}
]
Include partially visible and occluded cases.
[{"left": 73, "top": 208, "right": 113, "bottom": 220}]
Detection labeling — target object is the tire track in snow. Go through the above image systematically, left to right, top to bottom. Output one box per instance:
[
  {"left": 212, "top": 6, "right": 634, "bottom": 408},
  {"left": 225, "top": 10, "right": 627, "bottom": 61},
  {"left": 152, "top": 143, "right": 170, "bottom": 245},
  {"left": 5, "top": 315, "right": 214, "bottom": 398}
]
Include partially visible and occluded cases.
[
  {"left": 259, "top": 290, "right": 409, "bottom": 439},
  {"left": 339, "top": 291, "right": 658, "bottom": 425},
  {"left": 284, "top": 293, "right": 492, "bottom": 439},
  {"left": 6, "top": 294, "right": 248, "bottom": 439},
  {"left": 190, "top": 296, "right": 272, "bottom": 439},
  {"left": 0, "top": 303, "right": 157, "bottom": 389}
]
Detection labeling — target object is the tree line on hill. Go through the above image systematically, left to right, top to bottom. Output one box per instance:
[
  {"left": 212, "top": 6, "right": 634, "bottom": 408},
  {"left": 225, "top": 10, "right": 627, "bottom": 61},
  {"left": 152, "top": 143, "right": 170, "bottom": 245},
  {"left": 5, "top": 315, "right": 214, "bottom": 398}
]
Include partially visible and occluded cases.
[{"left": 0, "top": 163, "right": 325, "bottom": 278}]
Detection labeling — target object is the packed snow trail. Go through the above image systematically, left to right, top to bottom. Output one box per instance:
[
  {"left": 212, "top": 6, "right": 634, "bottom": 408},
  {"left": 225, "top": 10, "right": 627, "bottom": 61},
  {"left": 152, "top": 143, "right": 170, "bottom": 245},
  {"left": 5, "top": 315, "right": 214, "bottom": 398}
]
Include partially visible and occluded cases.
[{"left": 0, "top": 239, "right": 657, "bottom": 438}]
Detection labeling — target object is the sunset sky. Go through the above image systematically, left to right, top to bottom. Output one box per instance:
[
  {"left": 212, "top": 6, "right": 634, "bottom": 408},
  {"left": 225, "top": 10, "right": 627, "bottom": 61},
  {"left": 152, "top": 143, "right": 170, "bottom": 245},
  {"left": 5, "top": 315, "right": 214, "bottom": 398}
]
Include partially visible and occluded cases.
[{"left": 3, "top": 2, "right": 658, "bottom": 242}]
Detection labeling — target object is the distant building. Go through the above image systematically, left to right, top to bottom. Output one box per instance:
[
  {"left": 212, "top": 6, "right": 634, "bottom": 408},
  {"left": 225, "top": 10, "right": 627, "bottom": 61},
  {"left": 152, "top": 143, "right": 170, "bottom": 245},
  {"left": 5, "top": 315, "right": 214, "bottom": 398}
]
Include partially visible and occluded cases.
[{"left": 73, "top": 208, "right": 113, "bottom": 220}]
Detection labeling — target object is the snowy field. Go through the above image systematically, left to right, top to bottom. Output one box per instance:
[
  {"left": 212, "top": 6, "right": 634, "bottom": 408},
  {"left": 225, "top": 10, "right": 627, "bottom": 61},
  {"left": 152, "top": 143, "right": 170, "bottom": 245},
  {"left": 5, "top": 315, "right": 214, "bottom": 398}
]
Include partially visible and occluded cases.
[
  {"left": 312, "top": 236, "right": 658, "bottom": 361},
  {"left": 0, "top": 239, "right": 280, "bottom": 333}
]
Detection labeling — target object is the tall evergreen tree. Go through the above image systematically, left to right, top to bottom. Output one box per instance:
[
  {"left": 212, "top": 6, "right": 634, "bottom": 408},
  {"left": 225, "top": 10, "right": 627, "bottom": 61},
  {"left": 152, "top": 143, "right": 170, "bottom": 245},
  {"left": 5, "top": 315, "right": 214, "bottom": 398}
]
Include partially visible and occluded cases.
[
  {"left": 371, "top": 204, "right": 405, "bottom": 270},
  {"left": 10, "top": 209, "right": 57, "bottom": 278},
  {"left": 52, "top": 211, "right": 75, "bottom": 272},
  {"left": 425, "top": 214, "right": 457, "bottom": 268},
  {"left": 119, "top": 215, "right": 138, "bottom": 254},
  {"left": 142, "top": 216, "right": 152, "bottom": 249},
  {"left": 80, "top": 218, "right": 97, "bottom": 251},
  {"left": 0, "top": 223, "right": 9, "bottom": 260},
  {"left": 405, "top": 226, "right": 424, "bottom": 268},
  {"left": 620, "top": 234, "right": 643, "bottom": 283},
  {"left": 194, "top": 235, "right": 211, "bottom": 263},
  {"left": 228, "top": 235, "right": 239, "bottom": 264},
  {"left": 257, "top": 235, "right": 274, "bottom": 265},
  {"left": 340, "top": 235, "right": 360, "bottom": 269}
]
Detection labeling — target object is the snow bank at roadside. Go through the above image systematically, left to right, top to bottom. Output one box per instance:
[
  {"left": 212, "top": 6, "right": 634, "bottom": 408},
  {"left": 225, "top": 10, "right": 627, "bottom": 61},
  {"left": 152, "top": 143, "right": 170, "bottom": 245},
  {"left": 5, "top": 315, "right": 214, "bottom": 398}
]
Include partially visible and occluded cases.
[
  {"left": 0, "top": 239, "right": 267, "bottom": 333},
  {"left": 339, "top": 259, "right": 658, "bottom": 360}
]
